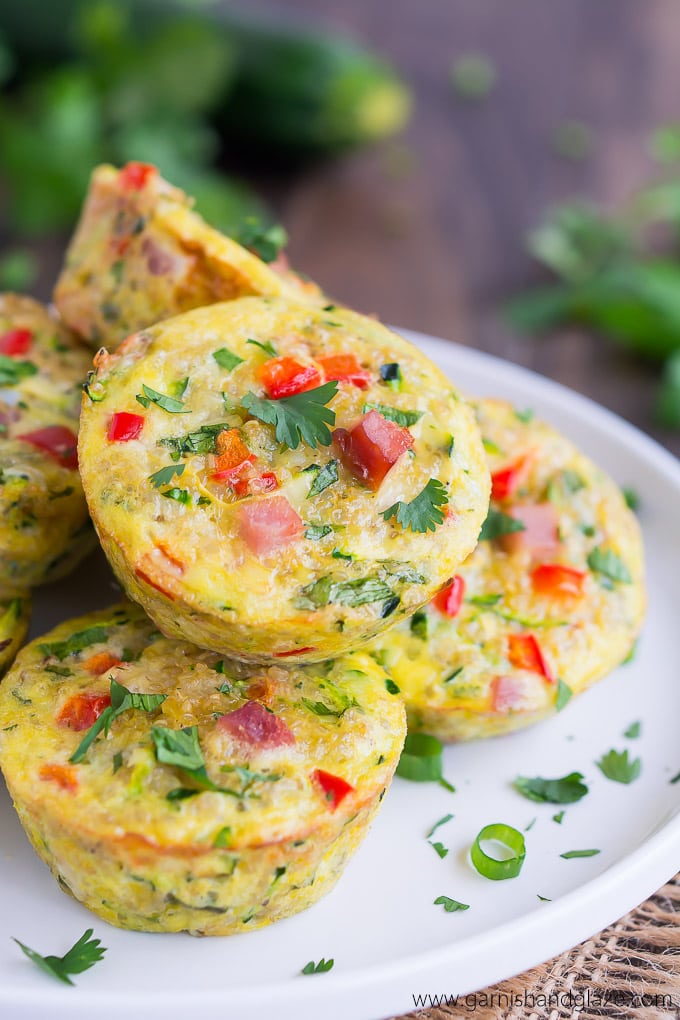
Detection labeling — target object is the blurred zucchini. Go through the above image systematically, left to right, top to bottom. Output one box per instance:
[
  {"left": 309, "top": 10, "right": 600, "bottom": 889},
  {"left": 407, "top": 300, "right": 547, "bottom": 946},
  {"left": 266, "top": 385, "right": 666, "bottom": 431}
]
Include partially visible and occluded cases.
[{"left": 0, "top": 0, "right": 412, "bottom": 155}]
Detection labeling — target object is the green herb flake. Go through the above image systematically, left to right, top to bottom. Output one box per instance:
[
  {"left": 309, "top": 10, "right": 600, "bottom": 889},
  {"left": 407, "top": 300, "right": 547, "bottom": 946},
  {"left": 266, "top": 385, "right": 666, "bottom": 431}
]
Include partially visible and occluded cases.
[
  {"left": 235, "top": 220, "right": 287, "bottom": 263},
  {"left": 246, "top": 338, "right": 278, "bottom": 358},
  {"left": 212, "top": 347, "right": 244, "bottom": 371},
  {"left": 0, "top": 356, "right": 37, "bottom": 387},
  {"left": 379, "top": 362, "right": 402, "bottom": 390},
  {"left": 242, "top": 381, "right": 338, "bottom": 450},
  {"left": 136, "top": 384, "right": 189, "bottom": 414},
  {"left": 363, "top": 402, "right": 423, "bottom": 427},
  {"left": 514, "top": 408, "right": 535, "bottom": 423},
  {"left": 158, "top": 423, "right": 232, "bottom": 458},
  {"left": 307, "top": 460, "right": 339, "bottom": 498},
  {"left": 149, "top": 463, "right": 185, "bottom": 488},
  {"left": 383, "top": 478, "right": 449, "bottom": 534},
  {"left": 161, "top": 487, "right": 192, "bottom": 505},
  {"left": 622, "top": 487, "right": 640, "bottom": 512},
  {"left": 478, "top": 508, "right": 525, "bottom": 542},
  {"left": 305, "top": 524, "right": 332, "bottom": 540},
  {"left": 587, "top": 546, "right": 632, "bottom": 584},
  {"left": 296, "top": 575, "right": 394, "bottom": 610},
  {"left": 410, "top": 609, "right": 428, "bottom": 640},
  {"left": 39, "top": 626, "right": 109, "bottom": 662},
  {"left": 45, "top": 664, "right": 73, "bottom": 678},
  {"left": 385, "top": 677, "right": 400, "bottom": 695},
  {"left": 555, "top": 678, "right": 573, "bottom": 712},
  {"left": 70, "top": 679, "right": 167, "bottom": 764},
  {"left": 624, "top": 720, "right": 641, "bottom": 739},
  {"left": 596, "top": 748, "right": 641, "bottom": 785},
  {"left": 112, "top": 752, "right": 123, "bottom": 775},
  {"left": 670, "top": 770, "right": 680, "bottom": 785},
  {"left": 514, "top": 772, "right": 588, "bottom": 805},
  {"left": 552, "top": 811, "right": 565, "bottom": 825},
  {"left": 426, "top": 814, "right": 454, "bottom": 839},
  {"left": 213, "top": 826, "right": 232, "bottom": 849},
  {"left": 429, "top": 841, "right": 449, "bottom": 859},
  {"left": 560, "top": 848, "right": 600, "bottom": 859},
  {"left": 537, "top": 894, "right": 552, "bottom": 902},
  {"left": 434, "top": 895, "right": 469, "bottom": 912},
  {"left": 12, "top": 928, "right": 106, "bottom": 986},
  {"left": 301, "top": 958, "right": 334, "bottom": 975}
]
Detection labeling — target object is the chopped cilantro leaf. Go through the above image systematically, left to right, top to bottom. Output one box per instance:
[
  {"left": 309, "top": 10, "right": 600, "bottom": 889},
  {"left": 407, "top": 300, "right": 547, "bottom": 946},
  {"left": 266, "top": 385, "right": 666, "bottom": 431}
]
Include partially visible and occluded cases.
[
  {"left": 234, "top": 220, "right": 287, "bottom": 263},
  {"left": 246, "top": 338, "right": 278, "bottom": 358},
  {"left": 212, "top": 347, "right": 244, "bottom": 371},
  {"left": 0, "top": 356, "right": 37, "bottom": 387},
  {"left": 242, "top": 381, "right": 338, "bottom": 450},
  {"left": 136, "top": 384, "right": 189, "bottom": 414},
  {"left": 363, "top": 402, "right": 423, "bottom": 427},
  {"left": 159, "top": 423, "right": 231, "bottom": 458},
  {"left": 307, "top": 460, "right": 339, "bottom": 497},
  {"left": 149, "top": 463, "right": 185, "bottom": 488},
  {"left": 382, "top": 478, "right": 449, "bottom": 534},
  {"left": 161, "top": 487, "right": 192, "bottom": 505},
  {"left": 622, "top": 487, "right": 640, "bottom": 512},
  {"left": 478, "top": 508, "right": 525, "bottom": 541},
  {"left": 304, "top": 524, "right": 332, "bottom": 540},
  {"left": 587, "top": 546, "right": 632, "bottom": 584},
  {"left": 296, "top": 575, "right": 394, "bottom": 610},
  {"left": 410, "top": 609, "right": 428, "bottom": 639},
  {"left": 39, "top": 626, "right": 109, "bottom": 662},
  {"left": 385, "top": 677, "right": 400, "bottom": 695},
  {"left": 555, "top": 678, "right": 573, "bottom": 711},
  {"left": 70, "top": 679, "right": 167, "bottom": 764},
  {"left": 624, "top": 720, "right": 641, "bottom": 739},
  {"left": 152, "top": 725, "right": 204, "bottom": 772},
  {"left": 596, "top": 748, "right": 641, "bottom": 784},
  {"left": 514, "top": 772, "right": 588, "bottom": 804},
  {"left": 552, "top": 811, "right": 565, "bottom": 824},
  {"left": 426, "top": 813, "right": 454, "bottom": 839},
  {"left": 429, "top": 841, "right": 449, "bottom": 859},
  {"left": 560, "top": 848, "right": 600, "bottom": 859},
  {"left": 434, "top": 895, "right": 469, "bottom": 912},
  {"left": 12, "top": 929, "right": 106, "bottom": 986},
  {"left": 301, "top": 958, "right": 334, "bottom": 975}
]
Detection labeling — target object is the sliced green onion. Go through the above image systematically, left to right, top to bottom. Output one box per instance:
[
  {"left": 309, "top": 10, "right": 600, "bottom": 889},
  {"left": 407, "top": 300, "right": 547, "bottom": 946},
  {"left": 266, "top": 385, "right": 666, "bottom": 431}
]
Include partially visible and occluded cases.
[
  {"left": 396, "top": 733, "right": 455, "bottom": 791},
  {"left": 470, "top": 823, "right": 526, "bottom": 880}
]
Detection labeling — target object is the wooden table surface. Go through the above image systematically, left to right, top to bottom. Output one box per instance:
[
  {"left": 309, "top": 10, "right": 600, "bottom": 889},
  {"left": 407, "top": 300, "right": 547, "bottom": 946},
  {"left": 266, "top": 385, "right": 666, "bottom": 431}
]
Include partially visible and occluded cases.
[{"left": 244, "top": 0, "right": 680, "bottom": 458}]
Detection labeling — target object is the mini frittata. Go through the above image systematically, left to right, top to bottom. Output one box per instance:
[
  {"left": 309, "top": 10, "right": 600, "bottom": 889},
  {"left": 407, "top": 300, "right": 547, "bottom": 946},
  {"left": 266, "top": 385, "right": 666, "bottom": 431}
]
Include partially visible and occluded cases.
[
  {"left": 54, "top": 162, "right": 322, "bottom": 350},
  {"left": 0, "top": 294, "right": 95, "bottom": 590},
  {"left": 78, "top": 297, "right": 490, "bottom": 662},
  {"left": 369, "top": 399, "right": 645, "bottom": 741},
  {"left": 0, "top": 594, "right": 30, "bottom": 676},
  {"left": 0, "top": 604, "right": 405, "bottom": 936}
]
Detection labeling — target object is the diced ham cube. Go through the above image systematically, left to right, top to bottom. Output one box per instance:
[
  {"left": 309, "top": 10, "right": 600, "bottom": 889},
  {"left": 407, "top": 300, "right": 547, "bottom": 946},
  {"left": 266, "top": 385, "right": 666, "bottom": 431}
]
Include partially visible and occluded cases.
[
  {"left": 334, "top": 410, "right": 414, "bottom": 491},
  {"left": 238, "top": 495, "right": 303, "bottom": 555},
  {"left": 500, "top": 503, "right": 559, "bottom": 558},
  {"left": 217, "top": 701, "right": 295, "bottom": 748}
]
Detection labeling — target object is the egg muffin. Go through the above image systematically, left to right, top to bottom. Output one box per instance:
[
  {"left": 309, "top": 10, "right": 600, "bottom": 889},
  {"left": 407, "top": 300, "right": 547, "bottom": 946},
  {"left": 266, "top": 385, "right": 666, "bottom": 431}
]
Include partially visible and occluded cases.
[
  {"left": 54, "top": 163, "right": 322, "bottom": 350},
  {"left": 0, "top": 294, "right": 95, "bottom": 590},
  {"left": 78, "top": 297, "right": 490, "bottom": 662},
  {"left": 369, "top": 399, "right": 645, "bottom": 741},
  {"left": 0, "top": 595, "right": 30, "bottom": 676},
  {"left": 0, "top": 603, "right": 405, "bottom": 935}
]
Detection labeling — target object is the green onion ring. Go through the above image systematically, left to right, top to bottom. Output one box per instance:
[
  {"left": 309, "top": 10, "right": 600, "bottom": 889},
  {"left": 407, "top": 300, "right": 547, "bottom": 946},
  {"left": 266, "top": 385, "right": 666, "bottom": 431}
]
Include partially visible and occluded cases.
[{"left": 470, "top": 822, "right": 526, "bottom": 880}]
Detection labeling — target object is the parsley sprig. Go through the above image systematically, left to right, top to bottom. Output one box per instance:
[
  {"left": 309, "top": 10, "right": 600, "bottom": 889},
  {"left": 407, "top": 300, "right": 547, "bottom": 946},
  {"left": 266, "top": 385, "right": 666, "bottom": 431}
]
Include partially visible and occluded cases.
[
  {"left": 242, "top": 381, "right": 338, "bottom": 450},
  {"left": 383, "top": 478, "right": 449, "bottom": 534},
  {"left": 70, "top": 679, "right": 167, "bottom": 764},
  {"left": 596, "top": 748, "right": 641, "bottom": 784},
  {"left": 13, "top": 929, "right": 106, "bottom": 986},
  {"left": 301, "top": 958, "right": 334, "bottom": 975}
]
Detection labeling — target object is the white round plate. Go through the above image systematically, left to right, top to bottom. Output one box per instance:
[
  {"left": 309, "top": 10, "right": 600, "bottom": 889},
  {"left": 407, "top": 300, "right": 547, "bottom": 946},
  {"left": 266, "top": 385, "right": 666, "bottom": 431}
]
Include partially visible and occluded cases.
[{"left": 2, "top": 331, "right": 679, "bottom": 1020}]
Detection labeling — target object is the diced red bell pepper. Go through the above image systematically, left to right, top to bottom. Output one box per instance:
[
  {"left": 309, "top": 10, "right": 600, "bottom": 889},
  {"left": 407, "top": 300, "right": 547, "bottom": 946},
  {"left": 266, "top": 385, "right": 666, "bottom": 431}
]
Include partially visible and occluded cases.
[
  {"left": 119, "top": 162, "right": 156, "bottom": 191},
  {"left": 0, "top": 327, "right": 32, "bottom": 355},
  {"left": 318, "top": 353, "right": 372, "bottom": 389},
  {"left": 257, "top": 356, "right": 322, "bottom": 399},
  {"left": 334, "top": 409, "right": 414, "bottom": 491},
  {"left": 108, "top": 411, "right": 144, "bottom": 442},
  {"left": 17, "top": 425, "right": 78, "bottom": 469},
  {"left": 491, "top": 453, "right": 533, "bottom": 502},
  {"left": 247, "top": 471, "right": 279, "bottom": 495},
  {"left": 239, "top": 495, "right": 303, "bottom": 556},
  {"left": 500, "top": 503, "right": 559, "bottom": 558},
  {"left": 531, "top": 563, "right": 586, "bottom": 598},
  {"left": 135, "top": 567, "right": 176, "bottom": 600},
  {"left": 433, "top": 575, "right": 466, "bottom": 617},
  {"left": 507, "top": 633, "right": 555, "bottom": 682},
  {"left": 274, "top": 646, "right": 317, "bottom": 658},
  {"left": 82, "top": 651, "right": 123, "bottom": 675},
  {"left": 490, "top": 675, "right": 529, "bottom": 714},
  {"left": 56, "top": 692, "right": 112, "bottom": 731},
  {"left": 217, "top": 701, "right": 295, "bottom": 748},
  {"left": 38, "top": 763, "right": 79, "bottom": 791},
  {"left": 312, "top": 768, "right": 355, "bottom": 810}
]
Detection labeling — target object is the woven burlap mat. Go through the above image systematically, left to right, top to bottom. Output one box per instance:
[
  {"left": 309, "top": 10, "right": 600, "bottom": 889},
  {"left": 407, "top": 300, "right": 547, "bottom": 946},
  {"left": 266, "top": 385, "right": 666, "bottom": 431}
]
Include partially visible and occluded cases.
[{"left": 392, "top": 875, "right": 680, "bottom": 1020}]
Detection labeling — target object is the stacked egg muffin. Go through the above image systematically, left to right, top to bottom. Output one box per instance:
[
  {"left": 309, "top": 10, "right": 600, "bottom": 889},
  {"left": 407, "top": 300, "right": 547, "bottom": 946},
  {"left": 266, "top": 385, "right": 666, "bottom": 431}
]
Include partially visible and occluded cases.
[{"left": 0, "top": 163, "right": 645, "bottom": 936}]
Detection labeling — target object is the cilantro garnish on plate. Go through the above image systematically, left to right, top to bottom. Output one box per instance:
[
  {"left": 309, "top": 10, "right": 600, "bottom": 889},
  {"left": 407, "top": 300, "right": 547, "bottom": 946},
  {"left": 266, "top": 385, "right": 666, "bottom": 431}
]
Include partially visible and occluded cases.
[{"left": 13, "top": 929, "right": 106, "bottom": 986}]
